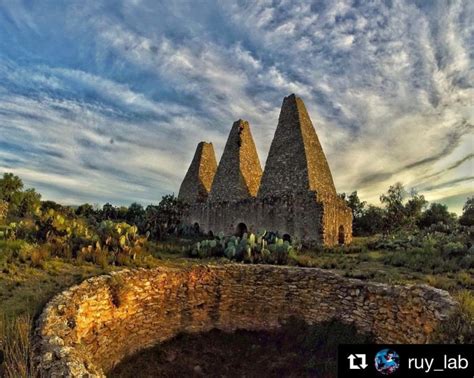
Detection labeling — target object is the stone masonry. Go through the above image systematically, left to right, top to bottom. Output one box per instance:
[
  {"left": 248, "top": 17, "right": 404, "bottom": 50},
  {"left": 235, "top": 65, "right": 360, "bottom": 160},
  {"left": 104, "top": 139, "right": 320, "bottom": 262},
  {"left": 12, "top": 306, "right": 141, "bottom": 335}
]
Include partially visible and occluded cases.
[
  {"left": 179, "top": 94, "right": 352, "bottom": 245},
  {"left": 258, "top": 94, "right": 336, "bottom": 198},
  {"left": 208, "top": 120, "right": 262, "bottom": 202},
  {"left": 178, "top": 142, "right": 217, "bottom": 203},
  {"left": 33, "top": 265, "right": 457, "bottom": 377}
]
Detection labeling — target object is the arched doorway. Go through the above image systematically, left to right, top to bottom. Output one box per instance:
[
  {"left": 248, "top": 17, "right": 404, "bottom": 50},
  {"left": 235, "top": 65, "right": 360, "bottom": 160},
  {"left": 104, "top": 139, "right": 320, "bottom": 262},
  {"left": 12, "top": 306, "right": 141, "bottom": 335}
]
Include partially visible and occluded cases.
[
  {"left": 193, "top": 222, "right": 200, "bottom": 235},
  {"left": 236, "top": 222, "right": 248, "bottom": 238},
  {"left": 338, "top": 225, "right": 345, "bottom": 245}
]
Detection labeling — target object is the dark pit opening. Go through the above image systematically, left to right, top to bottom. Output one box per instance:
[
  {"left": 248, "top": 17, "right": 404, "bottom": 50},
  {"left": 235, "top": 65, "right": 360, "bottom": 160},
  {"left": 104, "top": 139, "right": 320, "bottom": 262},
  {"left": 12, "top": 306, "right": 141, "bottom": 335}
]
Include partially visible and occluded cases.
[{"left": 109, "top": 318, "right": 372, "bottom": 378}]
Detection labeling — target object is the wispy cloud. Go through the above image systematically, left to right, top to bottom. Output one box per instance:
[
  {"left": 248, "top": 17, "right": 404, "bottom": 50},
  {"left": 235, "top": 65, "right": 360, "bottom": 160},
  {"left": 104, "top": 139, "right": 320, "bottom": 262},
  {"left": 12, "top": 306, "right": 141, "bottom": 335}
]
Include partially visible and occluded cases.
[{"left": 0, "top": 0, "right": 472, "bottom": 212}]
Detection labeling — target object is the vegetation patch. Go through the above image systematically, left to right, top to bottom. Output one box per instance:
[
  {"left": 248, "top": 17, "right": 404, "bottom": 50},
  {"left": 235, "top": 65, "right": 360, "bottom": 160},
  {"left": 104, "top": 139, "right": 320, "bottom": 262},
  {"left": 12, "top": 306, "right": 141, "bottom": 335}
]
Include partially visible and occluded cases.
[
  {"left": 0, "top": 173, "right": 472, "bottom": 375},
  {"left": 186, "top": 230, "right": 300, "bottom": 265},
  {"left": 431, "top": 290, "right": 474, "bottom": 344}
]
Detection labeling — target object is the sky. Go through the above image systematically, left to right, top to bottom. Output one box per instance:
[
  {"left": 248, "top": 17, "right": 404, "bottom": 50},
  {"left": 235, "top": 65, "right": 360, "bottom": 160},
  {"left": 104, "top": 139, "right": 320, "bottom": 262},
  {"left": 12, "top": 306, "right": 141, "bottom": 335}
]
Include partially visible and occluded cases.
[{"left": 0, "top": 0, "right": 472, "bottom": 213}]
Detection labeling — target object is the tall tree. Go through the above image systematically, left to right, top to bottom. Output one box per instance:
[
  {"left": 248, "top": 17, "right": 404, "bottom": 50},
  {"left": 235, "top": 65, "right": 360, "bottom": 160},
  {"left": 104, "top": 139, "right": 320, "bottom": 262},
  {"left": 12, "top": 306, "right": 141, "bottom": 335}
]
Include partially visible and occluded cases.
[
  {"left": 0, "top": 173, "right": 23, "bottom": 202},
  {"left": 380, "top": 182, "right": 406, "bottom": 231},
  {"left": 379, "top": 183, "right": 428, "bottom": 231},
  {"left": 16, "top": 188, "right": 41, "bottom": 217},
  {"left": 404, "top": 190, "right": 427, "bottom": 227},
  {"left": 340, "top": 191, "right": 368, "bottom": 236},
  {"left": 344, "top": 191, "right": 367, "bottom": 219},
  {"left": 157, "top": 194, "right": 188, "bottom": 235},
  {"left": 459, "top": 197, "right": 474, "bottom": 227},
  {"left": 42, "top": 200, "right": 64, "bottom": 212},
  {"left": 76, "top": 203, "right": 95, "bottom": 218},
  {"left": 101, "top": 203, "right": 117, "bottom": 220},
  {"left": 126, "top": 203, "right": 145, "bottom": 226},
  {"left": 418, "top": 203, "right": 456, "bottom": 228},
  {"left": 144, "top": 205, "right": 161, "bottom": 239},
  {"left": 357, "top": 205, "right": 386, "bottom": 235},
  {"left": 117, "top": 206, "right": 129, "bottom": 220}
]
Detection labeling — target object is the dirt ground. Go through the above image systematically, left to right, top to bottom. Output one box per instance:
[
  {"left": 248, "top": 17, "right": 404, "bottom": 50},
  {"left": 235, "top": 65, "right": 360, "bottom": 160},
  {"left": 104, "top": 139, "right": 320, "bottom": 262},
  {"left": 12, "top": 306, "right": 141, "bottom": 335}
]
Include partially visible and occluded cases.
[{"left": 109, "top": 319, "right": 371, "bottom": 378}]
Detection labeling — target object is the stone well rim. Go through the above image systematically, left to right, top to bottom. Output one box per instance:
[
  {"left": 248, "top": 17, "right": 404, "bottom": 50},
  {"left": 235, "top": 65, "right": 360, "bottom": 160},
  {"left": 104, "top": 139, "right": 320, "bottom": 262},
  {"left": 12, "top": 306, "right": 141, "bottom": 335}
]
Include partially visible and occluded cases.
[{"left": 32, "top": 263, "right": 457, "bottom": 377}]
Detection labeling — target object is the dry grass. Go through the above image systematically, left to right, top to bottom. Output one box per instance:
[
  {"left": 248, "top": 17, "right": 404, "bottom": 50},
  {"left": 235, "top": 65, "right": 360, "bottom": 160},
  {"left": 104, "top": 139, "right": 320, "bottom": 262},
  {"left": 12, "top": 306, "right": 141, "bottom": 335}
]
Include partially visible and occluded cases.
[
  {"left": 0, "top": 240, "right": 115, "bottom": 376},
  {"left": 431, "top": 290, "right": 474, "bottom": 344},
  {"left": 0, "top": 314, "right": 36, "bottom": 378}
]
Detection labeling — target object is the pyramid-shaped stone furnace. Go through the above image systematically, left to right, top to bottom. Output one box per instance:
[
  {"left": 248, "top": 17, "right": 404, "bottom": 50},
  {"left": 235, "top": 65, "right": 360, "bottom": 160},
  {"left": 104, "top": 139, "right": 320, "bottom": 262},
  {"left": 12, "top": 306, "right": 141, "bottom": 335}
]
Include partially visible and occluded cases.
[{"left": 178, "top": 94, "right": 352, "bottom": 246}]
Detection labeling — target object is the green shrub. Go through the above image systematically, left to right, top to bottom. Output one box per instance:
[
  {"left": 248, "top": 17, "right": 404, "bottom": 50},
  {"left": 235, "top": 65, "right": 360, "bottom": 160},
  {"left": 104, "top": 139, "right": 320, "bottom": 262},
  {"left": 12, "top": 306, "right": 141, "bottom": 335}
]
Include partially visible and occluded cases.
[
  {"left": 10, "top": 220, "right": 36, "bottom": 242},
  {"left": 0, "top": 225, "right": 15, "bottom": 241},
  {"left": 374, "top": 226, "right": 472, "bottom": 274},
  {"left": 188, "top": 230, "right": 300, "bottom": 266},
  {"left": 0, "top": 240, "right": 26, "bottom": 265},
  {"left": 442, "top": 242, "right": 466, "bottom": 257},
  {"left": 17, "top": 243, "right": 37, "bottom": 263},
  {"left": 30, "top": 246, "right": 49, "bottom": 269},
  {"left": 291, "top": 255, "right": 315, "bottom": 267},
  {"left": 455, "top": 271, "right": 474, "bottom": 288},
  {"left": 424, "top": 275, "right": 458, "bottom": 291}
]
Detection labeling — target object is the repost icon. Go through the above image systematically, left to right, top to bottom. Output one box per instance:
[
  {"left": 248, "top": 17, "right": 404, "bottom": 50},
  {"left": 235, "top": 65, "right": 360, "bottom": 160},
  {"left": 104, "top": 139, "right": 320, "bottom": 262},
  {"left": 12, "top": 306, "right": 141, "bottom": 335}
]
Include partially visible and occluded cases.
[{"left": 348, "top": 353, "right": 368, "bottom": 370}]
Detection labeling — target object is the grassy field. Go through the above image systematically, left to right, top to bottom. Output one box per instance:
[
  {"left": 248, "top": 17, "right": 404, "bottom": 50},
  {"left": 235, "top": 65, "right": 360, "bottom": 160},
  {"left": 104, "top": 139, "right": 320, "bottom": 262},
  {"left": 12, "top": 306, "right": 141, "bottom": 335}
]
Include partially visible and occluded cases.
[
  {"left": 0, "top": 237, "right": 472, "bottom": 376},
  {"left": 0, "top": 238, "right": 199, "bottom": 317},
  {"left": 292, "top": 239, "right": 474, "bottom": 292}
]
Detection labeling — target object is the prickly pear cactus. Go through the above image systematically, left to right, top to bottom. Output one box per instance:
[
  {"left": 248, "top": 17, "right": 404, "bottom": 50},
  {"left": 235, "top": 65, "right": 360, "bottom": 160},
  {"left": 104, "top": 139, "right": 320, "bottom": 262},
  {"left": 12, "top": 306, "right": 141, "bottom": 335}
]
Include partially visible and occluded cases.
[{"left": 189, "top": 230, "right": 300, "bottom": 264}]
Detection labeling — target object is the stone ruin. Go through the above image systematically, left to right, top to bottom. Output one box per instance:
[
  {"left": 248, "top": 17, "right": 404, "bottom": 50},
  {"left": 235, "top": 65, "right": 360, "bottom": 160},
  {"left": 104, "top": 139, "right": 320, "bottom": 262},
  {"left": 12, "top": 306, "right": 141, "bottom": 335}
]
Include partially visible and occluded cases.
[
  {"left": 178, "top": 94, "right": 352, "bottom": 246},
  {"left": 33, "top": 265, "right": 457, "bottom": 376}
]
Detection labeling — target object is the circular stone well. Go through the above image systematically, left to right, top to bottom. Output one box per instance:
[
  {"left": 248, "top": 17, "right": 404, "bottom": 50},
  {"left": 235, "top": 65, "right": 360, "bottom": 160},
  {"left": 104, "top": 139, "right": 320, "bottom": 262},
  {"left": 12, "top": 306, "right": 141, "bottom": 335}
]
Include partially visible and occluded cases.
[{"left": 33, "top": 265, "right": 456, "bottom": 377}]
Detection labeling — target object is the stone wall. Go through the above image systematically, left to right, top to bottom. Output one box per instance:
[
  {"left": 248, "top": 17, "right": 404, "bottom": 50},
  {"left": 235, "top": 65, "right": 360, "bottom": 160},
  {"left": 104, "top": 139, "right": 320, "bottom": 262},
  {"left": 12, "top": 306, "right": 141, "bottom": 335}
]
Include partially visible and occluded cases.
[
  {"left": 188, "top": 190, "right": 353, "bottom": 245},
  {"left": 189, "top": 192, "right": 327, "bottom": 243},
  {"left": 319, "top": 192, "right": 353, "bottom": 245},
  {"left": 33, "top": 265, "right": 456, "bottom": 377}
]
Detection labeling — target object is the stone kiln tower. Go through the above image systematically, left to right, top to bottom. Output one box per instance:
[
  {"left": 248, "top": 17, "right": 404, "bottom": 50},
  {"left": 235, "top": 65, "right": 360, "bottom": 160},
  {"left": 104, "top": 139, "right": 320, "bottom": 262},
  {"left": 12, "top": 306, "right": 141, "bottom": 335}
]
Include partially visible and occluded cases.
[
  {"left": 259, "top": 94, "right": 336, "bottom": 198},
  {"left": 179, "top": 95, "right": 352, "bottom": 246},
  {"left": 209, "top": 120, "right": 262, "bottom": 202},
  {"left": 178, "top": 142, "right": 217, "bottom": 203}
]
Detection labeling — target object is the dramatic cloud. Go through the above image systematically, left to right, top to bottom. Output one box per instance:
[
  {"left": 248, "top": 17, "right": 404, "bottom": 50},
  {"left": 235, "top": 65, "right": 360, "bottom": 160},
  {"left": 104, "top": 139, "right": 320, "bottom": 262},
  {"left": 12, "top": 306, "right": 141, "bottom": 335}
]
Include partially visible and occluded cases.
[{"left": 0, "top": 0, "right": 472, "bottom": 213}]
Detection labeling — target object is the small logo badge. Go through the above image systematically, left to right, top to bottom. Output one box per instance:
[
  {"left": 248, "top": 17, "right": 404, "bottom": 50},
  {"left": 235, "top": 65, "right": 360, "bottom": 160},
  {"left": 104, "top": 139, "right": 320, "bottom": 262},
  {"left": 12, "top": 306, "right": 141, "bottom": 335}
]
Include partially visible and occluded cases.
[{"left": 375, "top": 349, "right": 400, "bottom": 375}]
